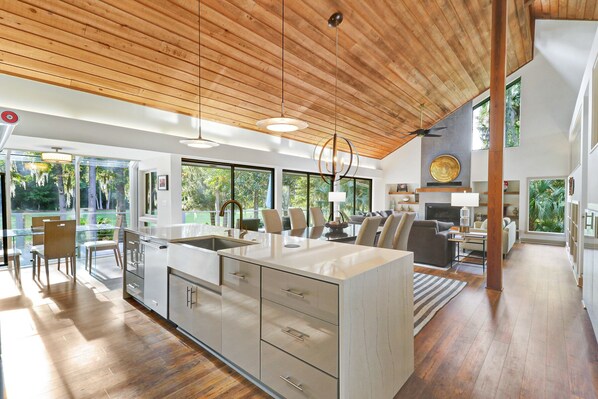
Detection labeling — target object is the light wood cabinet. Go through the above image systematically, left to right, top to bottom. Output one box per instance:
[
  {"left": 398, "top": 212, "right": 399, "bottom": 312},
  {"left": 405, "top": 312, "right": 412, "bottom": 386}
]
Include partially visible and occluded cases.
[
  {"left": 221, "top": 258, "right": 261, "bottom": 378},
  {"left": 169, "top": 274, "right": 222, "bottom": 352},
  {"left": 261, "top": 341, "right": 338, "bottom": 399}
]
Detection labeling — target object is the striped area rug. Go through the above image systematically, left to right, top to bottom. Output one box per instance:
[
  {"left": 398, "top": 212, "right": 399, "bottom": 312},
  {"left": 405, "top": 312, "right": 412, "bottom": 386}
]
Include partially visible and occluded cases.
[{"left": 414, "top": 272, "right": 467, "bottom": 335}]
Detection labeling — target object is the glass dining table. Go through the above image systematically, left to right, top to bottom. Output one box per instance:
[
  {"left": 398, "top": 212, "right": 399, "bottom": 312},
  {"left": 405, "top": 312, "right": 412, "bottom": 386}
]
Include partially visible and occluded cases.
[
  {"left": 2, "top": 223, "right": 117, "bottom": 277},
  {"left": 277, "top": 223, "right": 382, "bottom": 242}
]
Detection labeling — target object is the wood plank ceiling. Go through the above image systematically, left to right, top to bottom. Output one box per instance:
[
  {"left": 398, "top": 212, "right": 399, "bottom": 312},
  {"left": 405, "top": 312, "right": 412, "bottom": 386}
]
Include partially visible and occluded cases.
[{"left": 0, "top": 1, "right": 594, "bottom": 159}]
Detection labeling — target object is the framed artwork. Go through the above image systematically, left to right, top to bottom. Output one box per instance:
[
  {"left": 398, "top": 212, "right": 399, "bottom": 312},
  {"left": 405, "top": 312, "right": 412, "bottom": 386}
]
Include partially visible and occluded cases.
[
  {"left": 158, "top": 175, "right": 169, "bottom": 191},
  {"left": 569, "top": 176, "right": 575, "bottom": 196},
  {"left": 397, "top": 183, "right": 408, "bottom": 192}
]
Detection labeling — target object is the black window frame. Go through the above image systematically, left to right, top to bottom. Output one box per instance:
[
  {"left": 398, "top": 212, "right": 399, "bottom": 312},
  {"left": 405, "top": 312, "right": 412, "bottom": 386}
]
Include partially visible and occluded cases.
[
  {"left": 472, "top": 77, "right": 521, "bottom": 150},
  {"left": 182, "top": 158, "right": 275, "bottom": 227},
  {"left": 282, "top": 169, "right": 373, "bottom": 225}
]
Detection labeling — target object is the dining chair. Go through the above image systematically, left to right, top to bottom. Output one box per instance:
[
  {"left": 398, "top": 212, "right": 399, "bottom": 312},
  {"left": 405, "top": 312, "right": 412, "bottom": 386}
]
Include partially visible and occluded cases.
[
  {"left": 310, "top": 207, "right": 327, "bottom": 227},
  {"left": 289, "top": 208, "right": 307, "bottom": 229},
  {"left": 262, "top": 209, "right": 283, "bottom": 233},
  {"left": 393, "top": 212, "right": 416, "bottom": 251},
  {"left": 82, "top": 214, "right": 123, "bottom": 273},
  {"left": 377, "top": 214, "right": 403, "bottom": 249},
  {"left": 31, "top": 215, "right": 61, "bottom": 270},
  {"left": 355, "top": 216, "right": 382, "bottom": 247},
  {"left": 235, "top": 218, "right": 260, "bottom": 231},
  {"left": 32, "top": 220, "right": 77, "bottom": 285},
  {"left": 7, "top": 248, "right": 22, "bottom": 286}
]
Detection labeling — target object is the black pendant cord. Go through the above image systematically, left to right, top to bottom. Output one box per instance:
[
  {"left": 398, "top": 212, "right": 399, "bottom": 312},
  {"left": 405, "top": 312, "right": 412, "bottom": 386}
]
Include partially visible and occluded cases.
[
  {"left": 281, "top": 0, "right": 285, "bottom": 117},
  {"left": 334, "top": 25, "right": 338, "bottom": 137}
]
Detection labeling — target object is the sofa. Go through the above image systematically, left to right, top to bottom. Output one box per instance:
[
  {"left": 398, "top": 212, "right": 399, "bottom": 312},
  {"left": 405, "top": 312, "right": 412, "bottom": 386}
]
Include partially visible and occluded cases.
[
  {"left": 350, "top": 210, "right": 397, "bottom": 226},
  {"left": 462, "top": 217, "right": 517, "bottom": 256},
  {"left": 407, "top": 220, "right": 455, "bottom": 267}
]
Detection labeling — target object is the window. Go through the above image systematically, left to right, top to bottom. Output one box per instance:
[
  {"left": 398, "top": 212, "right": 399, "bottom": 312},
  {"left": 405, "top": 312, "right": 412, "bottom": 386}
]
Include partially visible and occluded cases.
[
  {"left": 472, "top": 79, "right": 521, "bottom": 150},
  {"left": 10, "top": 151, "right": 76, "bottom": 228},
  {"left": 79, "top": 157, "right": 131, "bottom": 229},
  {"left": 181, "top": 160, "right": 273, "bottom": 228},
  {"left": 282, "top": 170, "right": 372, "bottom": 225},
  {"left": 143, "top": 171, "right": 158, "bottom": 216},
  {"left": 528, "top": 178, "right": 565, "bottom": 233}
]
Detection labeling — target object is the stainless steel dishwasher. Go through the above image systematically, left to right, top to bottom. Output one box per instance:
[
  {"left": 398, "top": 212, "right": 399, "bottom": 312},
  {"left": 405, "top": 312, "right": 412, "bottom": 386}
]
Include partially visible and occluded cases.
[{"left": 140, "top": 236, "right": 169, "bottom": 318}]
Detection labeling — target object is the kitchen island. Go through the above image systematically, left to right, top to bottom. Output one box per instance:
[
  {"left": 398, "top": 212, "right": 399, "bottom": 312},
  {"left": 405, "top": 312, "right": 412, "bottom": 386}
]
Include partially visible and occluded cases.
[{"left": 123, "top": 224, "right": 414, "bottom": 399}]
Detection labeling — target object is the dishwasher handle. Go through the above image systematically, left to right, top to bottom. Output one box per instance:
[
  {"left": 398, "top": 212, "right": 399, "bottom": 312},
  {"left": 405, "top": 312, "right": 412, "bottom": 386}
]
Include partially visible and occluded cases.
[{"left": 140, "top": 239, "right": 167, "bottom": 250}]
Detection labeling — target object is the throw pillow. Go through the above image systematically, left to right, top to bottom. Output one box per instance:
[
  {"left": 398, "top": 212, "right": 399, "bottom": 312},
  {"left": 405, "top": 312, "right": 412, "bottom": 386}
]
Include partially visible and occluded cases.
[
  {"left": 503, "top": 217, "right": 511, "bottom": 225},
  {"left": 481, "top": 218, "right": 488, "bottom": 230},
  {"left": 437, "top": 221, "right": 453, "bottom": 231}
]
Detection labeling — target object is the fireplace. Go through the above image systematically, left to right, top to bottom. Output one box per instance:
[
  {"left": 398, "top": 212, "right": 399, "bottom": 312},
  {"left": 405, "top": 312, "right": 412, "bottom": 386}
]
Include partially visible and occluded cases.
[{"left": 425, "top": 203, "right": 460, "bottom": 226}]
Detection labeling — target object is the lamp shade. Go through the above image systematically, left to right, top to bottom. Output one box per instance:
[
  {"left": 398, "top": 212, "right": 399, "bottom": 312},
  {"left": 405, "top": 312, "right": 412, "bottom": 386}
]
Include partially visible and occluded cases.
[
  {"left": 328, "top": 191, "right": 346, "bottom": 202},
  {"left": 451, "top": 192, "right": 479, "bottom": 207}
]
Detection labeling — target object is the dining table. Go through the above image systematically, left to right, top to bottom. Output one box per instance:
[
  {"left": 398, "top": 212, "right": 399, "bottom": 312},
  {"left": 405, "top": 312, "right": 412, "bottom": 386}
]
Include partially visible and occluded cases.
[
  {"left": 2, "top": 223, "right": 117, "bottom": 281},
  {"left": 277, "top": 223, "right": 382, "bottom": 242}
]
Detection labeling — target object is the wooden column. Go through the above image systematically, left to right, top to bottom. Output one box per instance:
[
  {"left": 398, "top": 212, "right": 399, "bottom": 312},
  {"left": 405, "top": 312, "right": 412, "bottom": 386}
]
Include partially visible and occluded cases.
[{"left": 487, "top": 0, "right": 507, "bottom": 291}]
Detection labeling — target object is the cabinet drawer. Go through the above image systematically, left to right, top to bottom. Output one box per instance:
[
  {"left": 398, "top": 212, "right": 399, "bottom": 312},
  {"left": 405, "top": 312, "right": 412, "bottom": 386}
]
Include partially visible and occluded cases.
[
  {"left": 222, "top": 257, "right": 260, "bottom": 299},
  {"left": 262, "top": 268, "right": 338, "bottom": 325},
  {"left": 125, "top": 271, "right": 143, "bottom": 301},
  {"left": 262, "top": 299, "right": 338, "bottom": 377},
  {"left": 261, "top": 341, "right": 337, "bottom": 399}
]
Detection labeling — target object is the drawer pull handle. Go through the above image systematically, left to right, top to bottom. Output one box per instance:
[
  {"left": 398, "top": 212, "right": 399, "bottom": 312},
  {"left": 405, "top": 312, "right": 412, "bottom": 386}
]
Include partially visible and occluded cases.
[
  {"left": 128, "top": 241, "right": 138, "bottom": 245},
  {"left": 228, "top": 272, "right": 246, "bottom": 280},
  {"left": 126, "top": 284, "right": 141, "bottom": 295},
  {"left": 189, "top": 287, "right": 196, "bottom": 309},
  {"left": 280, "top": 288, "right": 304, "bottom": 298},
  {"left": 281, "top": 327, "right": 309, "bottom": 341},
  {"left": 279, "top": 375, "right": 303, "bottom": 392}
]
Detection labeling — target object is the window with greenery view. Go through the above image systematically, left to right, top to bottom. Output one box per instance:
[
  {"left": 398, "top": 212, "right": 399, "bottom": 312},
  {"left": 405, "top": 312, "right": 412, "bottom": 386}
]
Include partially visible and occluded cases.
[
  {"left": 472, "top": 79, "right": 521, "bottom": 150},
  {"left": 10, "top": 151, "right": 76, "bottom": 229},
  {"left": 80, "top": 157, "right": 131, "bottom": 228},
  {"left": 181, "top": 161, "right": 273, "bottom": 228},
  {"left": 282, "top": 170, "right": 372, "bottom": 225},
  {"left": 528, "top": 178, "right": 565, "bottom": 233}
]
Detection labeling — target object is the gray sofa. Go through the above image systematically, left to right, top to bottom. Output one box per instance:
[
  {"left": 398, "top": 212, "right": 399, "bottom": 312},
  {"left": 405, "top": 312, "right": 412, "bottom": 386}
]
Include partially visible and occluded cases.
[
  {"left": 350, "top": 210, "right": 396, "bottom": 226},
  {"left": 407, "top": 220, "right": 455, "bottom": 267}
]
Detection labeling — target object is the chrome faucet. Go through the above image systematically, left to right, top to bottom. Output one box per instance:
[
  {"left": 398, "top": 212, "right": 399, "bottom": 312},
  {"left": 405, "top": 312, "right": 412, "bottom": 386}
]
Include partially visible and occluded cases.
[{"left": 219, "top": 199, "right": 248, "bottom": 238}]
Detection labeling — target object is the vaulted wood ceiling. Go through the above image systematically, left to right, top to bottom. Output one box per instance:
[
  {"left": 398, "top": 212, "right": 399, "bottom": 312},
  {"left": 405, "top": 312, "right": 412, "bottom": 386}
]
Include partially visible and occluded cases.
[{"left": 0, "top": 1, "right": 595, "bottom": 159}]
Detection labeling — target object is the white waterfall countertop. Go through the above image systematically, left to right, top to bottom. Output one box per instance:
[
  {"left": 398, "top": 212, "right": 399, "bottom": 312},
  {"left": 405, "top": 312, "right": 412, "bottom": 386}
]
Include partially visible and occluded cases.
[{"left": 127, "top": 223, "right": 412, "bottom": 284}]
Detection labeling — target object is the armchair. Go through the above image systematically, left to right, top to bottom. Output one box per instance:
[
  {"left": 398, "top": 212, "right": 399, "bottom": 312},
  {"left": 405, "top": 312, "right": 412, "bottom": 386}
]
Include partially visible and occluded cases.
[{"left": 407, "top": 220, "right": 455, "bottom": 267}]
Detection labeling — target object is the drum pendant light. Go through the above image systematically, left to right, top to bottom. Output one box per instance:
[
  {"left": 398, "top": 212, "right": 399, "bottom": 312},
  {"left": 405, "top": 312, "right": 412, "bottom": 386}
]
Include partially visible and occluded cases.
[
  {"left": 180, "top": 0, "right": 219, "bottom": 149},
  {"left": 256, "top": 0, "right": 308, "bottom": 133}
]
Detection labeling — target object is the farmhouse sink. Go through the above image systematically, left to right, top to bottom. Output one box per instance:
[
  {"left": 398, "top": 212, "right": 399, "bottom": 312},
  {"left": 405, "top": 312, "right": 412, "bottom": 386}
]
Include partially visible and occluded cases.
[
  {"left": 167, "top": 237, "right": 255, "bottom": 286},
  {"left": 182, "top": 237, "right": 254, "bottom": 251}
]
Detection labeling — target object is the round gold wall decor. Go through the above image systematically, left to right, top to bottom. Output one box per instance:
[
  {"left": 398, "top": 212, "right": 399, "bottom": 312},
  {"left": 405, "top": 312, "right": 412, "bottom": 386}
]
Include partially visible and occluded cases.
[{"left": 430, "top": 154, "right": 461, "bottom": 183}]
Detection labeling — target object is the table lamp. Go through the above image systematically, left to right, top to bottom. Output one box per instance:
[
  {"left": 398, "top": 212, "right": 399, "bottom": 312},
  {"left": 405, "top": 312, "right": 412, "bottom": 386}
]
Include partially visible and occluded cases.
[
  {"left": 328, "top": 191, "right": 346, "bottom": 222},
  {"left": 451, "top": 192, "right": 479, "bottom": 233}
]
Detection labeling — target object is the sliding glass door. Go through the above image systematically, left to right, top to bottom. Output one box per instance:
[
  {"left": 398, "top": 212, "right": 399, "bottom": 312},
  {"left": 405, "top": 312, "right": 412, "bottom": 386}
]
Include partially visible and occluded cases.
[
  {"left": 181, "top": 160, "right": 274, "bottom": 228},
  {"left": 282, "top": 170, "right": 372, "bottom": 225}
]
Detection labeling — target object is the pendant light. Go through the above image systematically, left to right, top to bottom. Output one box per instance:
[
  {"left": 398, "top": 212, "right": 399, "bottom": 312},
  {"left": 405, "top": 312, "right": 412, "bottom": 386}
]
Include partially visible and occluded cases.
[
  {"left": 180, "top": 0, "right": 219, "bottom": 149},
  {"left": 256, "top": 0, "right": 308, "bottom": 133},
  {"left": 313, "top": 12, "right": 359, "bottom": 185},
  {"left": 41, "top": 147, "right": 73, "bottom": 164}
]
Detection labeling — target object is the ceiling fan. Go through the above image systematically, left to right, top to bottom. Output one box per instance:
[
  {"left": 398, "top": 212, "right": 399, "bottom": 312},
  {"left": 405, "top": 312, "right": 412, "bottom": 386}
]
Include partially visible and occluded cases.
[{"left": 401, "top": 104, "right": 446, "bottom": 138}]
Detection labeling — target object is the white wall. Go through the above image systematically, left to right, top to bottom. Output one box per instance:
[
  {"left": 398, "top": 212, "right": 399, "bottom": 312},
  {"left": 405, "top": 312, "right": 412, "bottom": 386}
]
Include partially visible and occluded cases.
[
  {"left": 469, "top": 20, "right": 597, "bottom": 242},
  {"left": 3, "top": 99, "right": 384, "bottom": 227}
]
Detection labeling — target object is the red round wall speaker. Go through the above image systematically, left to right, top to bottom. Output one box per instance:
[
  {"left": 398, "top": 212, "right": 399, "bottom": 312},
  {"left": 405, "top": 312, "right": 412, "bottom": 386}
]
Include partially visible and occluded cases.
[{"left": 1, "top": 111, "right": 18, "bottom": 124}]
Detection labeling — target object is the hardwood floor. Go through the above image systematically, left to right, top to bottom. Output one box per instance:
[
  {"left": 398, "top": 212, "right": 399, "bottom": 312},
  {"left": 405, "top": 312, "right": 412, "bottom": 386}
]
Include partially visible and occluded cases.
[
  {"left": 0, "top": 243, "right": 596, "bottom": 398},
  {"left": 397, "top": 243, "right": 598, "bottom": 399},
  {"left": 0, "top": 258, "right": 267, "bottom": 398}
]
